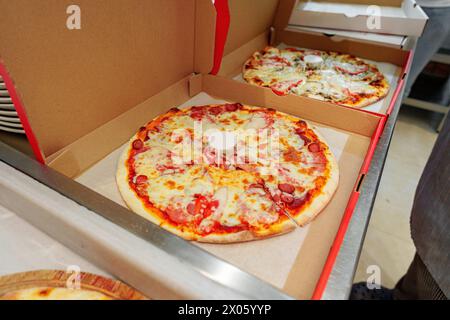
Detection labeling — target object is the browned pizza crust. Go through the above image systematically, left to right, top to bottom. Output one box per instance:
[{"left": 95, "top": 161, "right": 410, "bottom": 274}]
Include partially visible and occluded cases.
[
  {"left": 293, "top": 142, "right": 339, "bottom": 226},
  {"left": 0, "top": 270, "right": 147, "bottom": 300}
]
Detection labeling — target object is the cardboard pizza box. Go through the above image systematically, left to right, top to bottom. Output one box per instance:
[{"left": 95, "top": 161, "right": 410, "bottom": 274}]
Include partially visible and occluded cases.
[
  {"left": 0, "top": 0, "right": 385, "bottom": 299},
  {"left": 218, "top": 0, "right": 413, "bottom": 117},
  {"left": 288, "top": 0, "right": 428, "bottom": 37},
  {"left": 285, "top": 25, "right": 411, "bottom": 49}
]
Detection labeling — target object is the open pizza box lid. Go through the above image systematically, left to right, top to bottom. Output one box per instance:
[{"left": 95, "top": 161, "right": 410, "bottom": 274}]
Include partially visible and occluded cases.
[
  {"left": 0, "top": 0, "right": 388, "bottom": 299},
  {"left": 0, "top": 0, "right": 217, "bottom": 162},
  {"left": 218, "top": 0, "right": 413, "bottom": 117},
  {"left": 288, "top": 0, "right": 428, "bottom": 37}
]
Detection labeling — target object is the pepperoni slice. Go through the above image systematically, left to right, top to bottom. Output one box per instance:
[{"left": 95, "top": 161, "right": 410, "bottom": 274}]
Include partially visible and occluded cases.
[
  {"left": 286, "top": 47, "right": 304, "bottom": 53},
  {"left": 269, "top": 56, "right": 291, "bottom": 66},
  {"left": 335, "top": 64, "right": 368, "bottom": 75},
  {"left": 271, "top": 79, "right": 304, "bottom": 96},
  {"left": 225, "top": 103, "right": 240, "bottom": 112},
  {"left": 190, "top": 106, "right": 206, "bottom": 120},
  {"left": 191, "top": 106, "right": 205, "bottom": 112},
  {"left": 209, "top": 106, "right": 223, "bottom": 115},
  {"left": 190, "top": 111, "right": 204, "bottom": 121},
  {"left": 297, "top": 120, "right": 307, "bottom": 129},
  {"left": 295, "top": 127, "right": 305, "bottom": 135},
  {"left": 295, "top": 130, "right": 311, "bottom": 145},
  {"left": 299, "top": 134, "right": 311, "bottom": 145},
  {"left": 132, "top": 139, "right": 144, "bottom": 150},
  {"left": 308, "top": 142, "right": 321, "bottom": 153},
  {"left": 135, "top": 175, "right": 148, "bottom": 184},
  {"left": 249, "top": 183, "right": 264, "bottom": 189},
  {"left": 278, "top": 183, "right": 295, "bottom": 194},
  {"left": 272, "top": 193, "right": 281, "bottom": 203},
  {"left": 280, "top": 193, "right": 294, "bottom": 204},
  {"left": 288, "top": 197, "right": 304, "bottom": 209},
  {"left": 186, "top": 202, "right": 196, "bottom": 215},
  {"left": 166, "top": 207, "right": 189, "bottom": 224}
]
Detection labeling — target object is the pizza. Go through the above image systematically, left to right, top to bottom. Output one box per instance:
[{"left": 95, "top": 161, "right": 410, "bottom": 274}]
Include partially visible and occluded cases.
[
  {"left": 243, "top": 46, "right": 390, "bottom": 108},
  {"left": 116, "top": 103, "right": 339, "bottom": 243},
  {"left": 0, "top": 270, "right": 146, "bottom": 300},
  {"left": 0, "top": 287, "right": 112, "bottom": 300}
]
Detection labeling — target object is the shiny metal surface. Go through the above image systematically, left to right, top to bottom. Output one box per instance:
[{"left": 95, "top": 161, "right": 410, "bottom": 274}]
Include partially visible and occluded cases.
[
  {"left": 321, "top": 40, "right": 418, "bottom": 300},
  {"left": 321, "top": 102, "right": 398, "bottom": 300},
  {"left": 0, "top": 142, "right": 291, "bottom": 300}
]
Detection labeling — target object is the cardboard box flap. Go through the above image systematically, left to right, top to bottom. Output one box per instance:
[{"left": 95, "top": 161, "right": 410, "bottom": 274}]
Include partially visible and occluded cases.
[
  {"left": 0, "top": 0, "right": 215, "bottom": 159},
  {"left": 224, "top": 0, "right": 279, "bottom": 55},
  {"left": 224, "top": 0, "right": 412, "bottom": 52},
  {"left": 288, "top": 0, "right": 428, "bottom": 36},
  {"left": 297, "top": 0, "right": 403, "bottom": 8},
  {"left": 285, "top": 25, "right": 408, "bottom": 49}
]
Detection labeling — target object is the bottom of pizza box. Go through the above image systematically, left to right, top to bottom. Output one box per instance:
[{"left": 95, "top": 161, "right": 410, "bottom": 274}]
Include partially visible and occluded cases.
[{"left": 46, "top": 74, "right": 382, "bottom": 299}]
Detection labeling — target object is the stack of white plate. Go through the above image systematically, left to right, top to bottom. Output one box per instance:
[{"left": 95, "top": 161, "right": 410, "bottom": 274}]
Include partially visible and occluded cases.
[{"left": 0, "top": 76, "right": 25, "bottom": 134}]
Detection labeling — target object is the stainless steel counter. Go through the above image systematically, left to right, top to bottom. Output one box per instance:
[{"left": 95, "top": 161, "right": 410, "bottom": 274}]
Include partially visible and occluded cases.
[
  {"left": 322, "top": 38, "right": 417, "bottom": 300},
  {"left": 0, "top": 205, "right": 109, "bottom": 278}
]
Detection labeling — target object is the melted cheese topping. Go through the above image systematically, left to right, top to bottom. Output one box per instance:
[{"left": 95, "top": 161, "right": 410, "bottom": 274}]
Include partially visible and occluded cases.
[
  {"left": 244, "top": 46, "right": 388, "bottom": 106},
  {"left": 126, "top": 104, "right": 336, "bottom": 236},
  {"left": 146, "top": 165, "right": 206, "bottom": 209}
]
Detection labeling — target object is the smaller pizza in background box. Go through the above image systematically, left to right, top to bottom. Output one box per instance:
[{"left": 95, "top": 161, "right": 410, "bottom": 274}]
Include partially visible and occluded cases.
[{"left": 243, "top": 46, "right": 390, "bottom": 108}]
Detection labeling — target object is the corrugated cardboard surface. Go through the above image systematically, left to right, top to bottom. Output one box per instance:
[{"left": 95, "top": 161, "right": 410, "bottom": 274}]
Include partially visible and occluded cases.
[
  {"left": 0, "top": 0, "right": 214, "bottom": 159},
  {"left": 224, "top": 0, "right": 279, "bottom": 56},
  {"left": 290, "top": 0, "right": 427, "bottom": 36},
  {"left": 306, "top": 0, "right": 402, "bottom": 4},
  {"left": 286, "top": 25, "right": 408, "bottom": 49},
  {"left": 276, "top": 30, "right": 409, "bottom": 65},
  {"left": 48, "top": 77, "right": 193, "bottom": 177}
]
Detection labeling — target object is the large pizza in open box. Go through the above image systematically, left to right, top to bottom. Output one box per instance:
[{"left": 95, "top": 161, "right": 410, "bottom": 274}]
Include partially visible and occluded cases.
[{"left": 116, "top": 103, "right": 339, "bottom": 243}]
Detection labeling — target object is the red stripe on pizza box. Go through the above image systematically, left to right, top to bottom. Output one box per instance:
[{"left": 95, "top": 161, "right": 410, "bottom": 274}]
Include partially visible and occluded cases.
[
  {"left": 210, "top": 0, "right": 230, "bottom": 75},
  {"left": 385, "top": 49, "right": 414, "bottom": 116},
  {"left": 0, "top": 61, "right": 45, "bottom": 163},
  {"left": 311, "top": 115, "right": 386, "bottom": 300}
]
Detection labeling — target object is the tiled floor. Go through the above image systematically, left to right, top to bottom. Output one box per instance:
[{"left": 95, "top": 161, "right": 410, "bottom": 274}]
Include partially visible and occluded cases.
[{"left": 354, "top": 106, "right": 440, "bottom": 288}]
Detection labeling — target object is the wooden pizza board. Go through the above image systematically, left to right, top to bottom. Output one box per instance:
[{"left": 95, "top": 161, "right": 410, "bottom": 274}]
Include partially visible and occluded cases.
[{"left": 0, "top": 270, "right": 148, "bottom": 300}]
